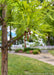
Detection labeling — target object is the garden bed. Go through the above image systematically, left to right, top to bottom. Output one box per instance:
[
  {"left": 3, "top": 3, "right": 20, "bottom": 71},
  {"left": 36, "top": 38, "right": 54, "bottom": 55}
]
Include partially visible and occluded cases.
[{"left": 15, "top": 48, "right": 41, "bottom": 54}]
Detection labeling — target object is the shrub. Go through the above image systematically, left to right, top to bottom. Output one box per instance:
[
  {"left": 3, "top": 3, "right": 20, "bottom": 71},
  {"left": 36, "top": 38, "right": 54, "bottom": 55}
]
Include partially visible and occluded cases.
[
  {"left": 22, "top": 44, "right": 25, "bottom": 47},
  {"left": 24, "top": 47, "right": 34, "bottom": 52},
  {"left": 18, "top": 48, "right": 23, "bottom": 50},
  {"left": 34, "top": 48, "right": 41, "bottom": 52},
  {"left": 35, "top": 48, "right": 40, "bottom": 50},
  {"left": 15, "top": 49, "right": 23, "bottom": 53},
  {"left": 15, "top": 49, "right": 19, "bottom": 53},
  {"left": 18, "top": 50, "right": 23, "bottom": 53},
  {"left": 30, "top": 50, "right": 33, "bottom": 54},
  {"left": 33, "top": 50, "right": 39, "bottom": 54},
  {"left": 26, "top": 51, "right": 30, "bottom": 54}
]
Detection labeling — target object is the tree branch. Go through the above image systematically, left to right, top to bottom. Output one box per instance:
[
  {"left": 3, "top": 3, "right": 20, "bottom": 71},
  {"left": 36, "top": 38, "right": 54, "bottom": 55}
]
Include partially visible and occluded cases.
[
  {"left": 2, "top": 31, "right": 28, "bottom": 49},
  {"left": 7, "top": 31, "right": 28, "bottom": 43},
  {"left": 7, "top": 31, "right": 28, "bottom": 47},
  {"left": 3, "top": 33, "right": 25, "bottom": 48},
  {"left": 8, "top": 34, "right": 23, "bottom": 47},
  {"left": 8, "top": 37, "right": 16, "bottom": 43}
]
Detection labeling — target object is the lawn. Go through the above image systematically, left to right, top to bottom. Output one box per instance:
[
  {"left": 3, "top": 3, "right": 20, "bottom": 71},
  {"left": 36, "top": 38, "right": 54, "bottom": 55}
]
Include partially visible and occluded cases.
[
  {"left": 49, "top": 50, "right": 54, "bottom": 56},
  {"left": 0, "top": 53, "right": 54, "bottom": 75}
]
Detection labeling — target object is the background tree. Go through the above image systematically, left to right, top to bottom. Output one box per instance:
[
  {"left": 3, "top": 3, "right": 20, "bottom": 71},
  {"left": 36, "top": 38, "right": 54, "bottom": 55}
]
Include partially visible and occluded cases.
[{"left": 41, "top": 1, "right": 54, "bottom": 45}]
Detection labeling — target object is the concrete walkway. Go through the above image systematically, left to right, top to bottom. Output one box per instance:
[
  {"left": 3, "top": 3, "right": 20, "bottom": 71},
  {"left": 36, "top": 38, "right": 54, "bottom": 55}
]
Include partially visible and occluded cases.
[{"left": 9, "top": 51, "right": 54, "bottom": 66}]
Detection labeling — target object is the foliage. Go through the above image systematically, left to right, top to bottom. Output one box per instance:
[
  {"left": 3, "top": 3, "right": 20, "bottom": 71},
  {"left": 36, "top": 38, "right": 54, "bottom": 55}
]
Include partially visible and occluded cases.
[
  {"left": 0, "top": 0, "right": 53, "bottom": 38},
  {"left": 0, "top": 0, "right": 54, "bottom": 45},
  {"left": 22, "top": 44, "right": 25, "bottom": 47},
  {"left": 24, "top": 47, "right": 34, "bottom": 52},
  {"left": 24, "top": 47, "right": 41, "bottom": 54},
  {"left": 15, "top": 48, "right": 41, "bottom": 54},
  {"left": 32, "top": 48, "right": 41, "bottom": 54},
  {"left": 36, "top": 48, "right": 41, "bottom": 51},
  {"left": 15, "top": 49, "right": 23, "bottom": 53},
  {"left": 15, "top": 49, "right": 19, "bottom": 53},
  {"left": 18, "top": 50, "right": 23, "bottom": 53},
  {"left": 26, "top": 50, "right": 33, "bottom": 54},
  {"left": 30, "top": 50, "right": 33, "bottom": 54},
  {"left": 33, "top": 50, "right": 39, "bottom": 54},
  {"left": 26, "top": 51, "right": 30, "bottom": 54}
]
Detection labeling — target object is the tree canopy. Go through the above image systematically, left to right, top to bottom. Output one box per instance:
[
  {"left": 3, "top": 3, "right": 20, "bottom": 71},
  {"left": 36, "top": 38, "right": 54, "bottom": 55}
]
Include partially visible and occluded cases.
[{"left": 0, "top": 0, "right": 54, "bottom": 39}]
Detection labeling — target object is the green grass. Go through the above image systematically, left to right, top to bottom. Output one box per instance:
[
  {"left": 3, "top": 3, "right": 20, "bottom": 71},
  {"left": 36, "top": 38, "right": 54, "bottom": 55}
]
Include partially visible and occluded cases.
[
  {"left": 49, "top": 50, "right": 54, "bottom": 56},
  {"left": 0, "top": 53, "right": 54, "bottom": 75}
]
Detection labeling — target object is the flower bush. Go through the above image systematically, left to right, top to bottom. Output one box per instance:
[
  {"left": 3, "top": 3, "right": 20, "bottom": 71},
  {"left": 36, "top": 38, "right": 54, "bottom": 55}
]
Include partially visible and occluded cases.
[
  {"left": 15, "top": 48, "right": 41, "bottom": 54},
  {"left": 15, "top": 49, "right": 23, "bottom": 53},
  {"left": 30, "top": 50, "right": 33, "bottom": 54},
  {"left": 33, "top": 50, "right": 39, "bottom": 54},
  {"left": 26, "top": 51, "right": 30, "bottom": 54}
]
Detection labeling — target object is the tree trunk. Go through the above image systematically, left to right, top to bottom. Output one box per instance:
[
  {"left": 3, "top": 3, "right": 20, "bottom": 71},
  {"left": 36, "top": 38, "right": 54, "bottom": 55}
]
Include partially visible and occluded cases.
[
  {"left": 1, "top": 7, "right": 8, "bottom": 75},
  {"left": 24, "top": 32, "right": 26, "bottom": 48}
]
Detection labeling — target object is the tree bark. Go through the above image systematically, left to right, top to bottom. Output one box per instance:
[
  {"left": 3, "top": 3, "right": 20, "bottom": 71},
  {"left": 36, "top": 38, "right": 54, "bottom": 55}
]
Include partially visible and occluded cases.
[{"left": 1, "top": 7, "right": 8, "bottom": 75}]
